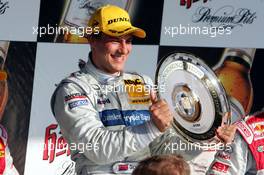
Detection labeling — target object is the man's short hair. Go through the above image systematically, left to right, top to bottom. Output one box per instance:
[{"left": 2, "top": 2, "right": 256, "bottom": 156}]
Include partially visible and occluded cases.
[{"left": 132, "top": 155, "right": 190, "bottom": 175}]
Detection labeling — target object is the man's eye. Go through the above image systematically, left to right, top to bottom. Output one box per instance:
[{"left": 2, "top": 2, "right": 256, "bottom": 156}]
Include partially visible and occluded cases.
[
  {"left": 108, "top": 39, "right": 119, "bottom": 42},
  {"left": 126, "top": 39, "right": 133, "bottom": 44},
  {"left": 111, "top": 41, "right": 120, "bottom": 44}
]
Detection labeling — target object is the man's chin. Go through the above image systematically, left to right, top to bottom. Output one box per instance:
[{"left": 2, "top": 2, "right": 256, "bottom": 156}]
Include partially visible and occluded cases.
[
  {"left": 112, "top": 65, "right": 124, "bottom": 72},
  {"left": 109, "top": 68, "right": 123, "bottom": 74}
]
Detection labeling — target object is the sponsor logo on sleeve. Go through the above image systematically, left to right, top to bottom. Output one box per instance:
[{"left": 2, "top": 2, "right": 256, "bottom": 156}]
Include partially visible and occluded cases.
[
  {"left": 64, "top": 93, "right": 87, "bottom": 102},
  {"left": 68, "top": 99, "right": 89, "bottom": 109},
  {"left": 236, "top": 121, "right": 252, "bottom": 137},
  {"left": 216, "top": 152, "right": 231, "bottom": 160},
  {"left": 211, "top": 162, "right": 229, "bottom": 173}
]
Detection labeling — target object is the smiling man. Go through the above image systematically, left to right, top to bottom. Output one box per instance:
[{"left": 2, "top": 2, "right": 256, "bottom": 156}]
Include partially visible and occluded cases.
[
  {"left": 51, "top": 5, "right": 173, "bottom": 175},
  {"left": 89, "top": 33, "right": 132, "bottom": 74}
]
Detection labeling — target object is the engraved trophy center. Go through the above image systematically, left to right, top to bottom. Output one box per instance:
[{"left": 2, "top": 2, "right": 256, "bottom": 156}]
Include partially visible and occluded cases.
[{"left": 172, "top": 85, "right": 201, "bottom": 122}]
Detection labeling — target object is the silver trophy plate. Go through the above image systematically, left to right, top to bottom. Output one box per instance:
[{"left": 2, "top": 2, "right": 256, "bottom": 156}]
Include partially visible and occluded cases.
[{"left": 156, "top": 52, "right": 230, "bottom": 145}]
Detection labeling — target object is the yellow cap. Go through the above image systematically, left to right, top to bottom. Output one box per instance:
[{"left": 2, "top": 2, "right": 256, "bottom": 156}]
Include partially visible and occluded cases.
[{"left": 88, "top": 5, "right": 146, "bottom": 38}]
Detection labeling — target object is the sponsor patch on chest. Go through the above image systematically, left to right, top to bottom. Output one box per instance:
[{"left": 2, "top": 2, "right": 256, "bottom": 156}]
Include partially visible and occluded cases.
[
  {"left": 123, "top": 79, "right": 151, "bottom": 104},
  {"left": 97, "top": 98, "right": 111, "bottom": 105},
  {"left": 100, "top": 110, "right": 150, "bottom": 127},
  {"left": 250, "top": 122, "right": 264, "bottom": 141}
]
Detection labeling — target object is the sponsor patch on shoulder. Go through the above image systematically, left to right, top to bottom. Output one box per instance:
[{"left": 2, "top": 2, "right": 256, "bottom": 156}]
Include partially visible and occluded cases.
[
  {"left": 64, "top": 93, "right": 87, "bottom": 102},
  {"left": 68, "top": 99, "right": 89, "bottom": 109},
  {"left": 235, "top": 120, "right": 254, "bottom": 144}
]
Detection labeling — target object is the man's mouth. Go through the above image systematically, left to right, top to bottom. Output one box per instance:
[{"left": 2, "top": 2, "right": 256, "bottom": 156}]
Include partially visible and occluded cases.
[{"left": 111, "top": 55, "right": 125, "bottom": 62}]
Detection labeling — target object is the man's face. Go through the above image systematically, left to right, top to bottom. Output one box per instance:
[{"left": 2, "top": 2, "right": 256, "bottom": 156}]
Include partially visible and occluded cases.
[{"left": 90, "top": 34, "right": 133, "bottom": 74}]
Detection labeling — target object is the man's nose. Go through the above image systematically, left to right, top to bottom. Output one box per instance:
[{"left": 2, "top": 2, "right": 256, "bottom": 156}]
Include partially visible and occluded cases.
[{"left": 118, "top": 40, "right": 129, "bottom": 54}]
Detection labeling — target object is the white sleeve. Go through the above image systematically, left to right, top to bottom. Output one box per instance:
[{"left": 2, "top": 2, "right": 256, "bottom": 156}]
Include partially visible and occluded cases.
[
  {"left": 52, "top": 83, "right": 162, "bottom": 165},
  {"left": 206, "top": 134, "right": 249, "bottom": 175}
]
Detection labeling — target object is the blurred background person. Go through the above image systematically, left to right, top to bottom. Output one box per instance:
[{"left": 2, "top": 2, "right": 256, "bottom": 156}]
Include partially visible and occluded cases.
[
  {"left": 0, "top": 41, "right": 19, "bottom": 175},
  {"left": 132, "top": 154, "right": 190, "bottom": 175}
]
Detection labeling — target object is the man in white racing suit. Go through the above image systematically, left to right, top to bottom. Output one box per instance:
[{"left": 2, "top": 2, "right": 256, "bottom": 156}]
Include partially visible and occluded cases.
[
  {"left": 51, "top": 5, "right": 173, "bottom": 175},
  {"left": 207, "top": 111, "right": 264, "bottom": 175}
]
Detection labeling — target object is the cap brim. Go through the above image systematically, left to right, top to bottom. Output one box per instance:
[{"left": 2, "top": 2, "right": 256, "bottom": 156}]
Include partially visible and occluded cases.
[
  {"left": 103, "top": 26, "right": 146, "bottom": 38},
  {"left": 129, "top": 27, "right": 146, "bottom": 38}
]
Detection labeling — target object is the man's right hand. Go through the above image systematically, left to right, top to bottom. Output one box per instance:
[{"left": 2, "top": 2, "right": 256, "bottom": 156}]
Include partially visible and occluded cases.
[
  {"left": 149, "top": 90, "right": 173, "bottom": 132},
  {"left": 216, "top": 118, "right": 237, "bottom": 144}
]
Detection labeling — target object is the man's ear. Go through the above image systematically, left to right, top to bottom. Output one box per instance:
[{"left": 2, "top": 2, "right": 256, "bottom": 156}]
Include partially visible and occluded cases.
[
  {"left": 86, "top": 35, "right": 93, "bottom": 43},
  {"left": 89, "top": 38, "right": 96, "bottom": 50}
]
